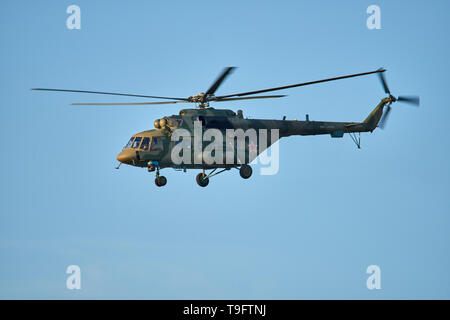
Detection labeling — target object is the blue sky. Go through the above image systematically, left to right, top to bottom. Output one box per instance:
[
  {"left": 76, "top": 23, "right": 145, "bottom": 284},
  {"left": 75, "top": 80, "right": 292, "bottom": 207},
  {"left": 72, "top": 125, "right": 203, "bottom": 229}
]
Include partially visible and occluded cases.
[{"left": 1, "top": 0, "right": 449, "bottom": 299}]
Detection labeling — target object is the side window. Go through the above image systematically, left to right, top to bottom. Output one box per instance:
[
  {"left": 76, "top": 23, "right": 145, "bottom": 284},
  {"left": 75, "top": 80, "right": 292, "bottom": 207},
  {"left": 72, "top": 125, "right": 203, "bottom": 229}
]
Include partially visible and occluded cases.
[
  {"left": 125, "top": 137, "right": 134, "bottom": 148},
  {"left": 132, "top": 137, "right": 142, "bottom": 148},
  {"left": 140, "top": 137, "right": 150, "bottom": 151},
  {"left": 151, "top": 137, "right": 163, "bottom": 151}
]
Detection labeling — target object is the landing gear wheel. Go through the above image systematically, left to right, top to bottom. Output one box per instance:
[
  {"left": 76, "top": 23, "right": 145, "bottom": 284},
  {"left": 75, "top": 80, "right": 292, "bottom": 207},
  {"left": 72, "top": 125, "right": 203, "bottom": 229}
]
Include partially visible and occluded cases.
[
  {"left": 239, "top": 164, "right": 252, "bottom": 179},
  {"left": 196, "top": 173, "right": 209, "bottom": 187},
  {"left": 155, "top": 176, "right": 167, "bottom": 187}
]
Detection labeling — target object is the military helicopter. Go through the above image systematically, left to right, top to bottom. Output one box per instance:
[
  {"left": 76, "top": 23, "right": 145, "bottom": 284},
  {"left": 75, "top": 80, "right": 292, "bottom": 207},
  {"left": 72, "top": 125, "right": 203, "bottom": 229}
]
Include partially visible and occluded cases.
[{"left": 32, "top": 67, "right": 419, "bottom": 187}]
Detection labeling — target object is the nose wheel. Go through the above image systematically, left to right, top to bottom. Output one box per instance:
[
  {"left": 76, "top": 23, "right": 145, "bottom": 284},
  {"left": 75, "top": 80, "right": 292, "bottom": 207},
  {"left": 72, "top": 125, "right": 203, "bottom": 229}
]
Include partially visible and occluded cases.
[
  {"left": 154, "top": 167, "right": 167, "bottom": 187},
  {"left": 155, "top": 176, "right": 167, "bottom": 187}
]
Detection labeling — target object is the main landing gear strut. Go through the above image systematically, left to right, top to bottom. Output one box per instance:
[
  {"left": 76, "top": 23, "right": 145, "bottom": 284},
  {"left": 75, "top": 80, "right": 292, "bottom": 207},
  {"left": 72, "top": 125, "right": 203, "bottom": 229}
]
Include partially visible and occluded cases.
[
  {"left": 149, "top": 164, "right": 253, "bottom": 187},
  {"left": 195, "top": 164, "right": 253, "bottom": 187}
]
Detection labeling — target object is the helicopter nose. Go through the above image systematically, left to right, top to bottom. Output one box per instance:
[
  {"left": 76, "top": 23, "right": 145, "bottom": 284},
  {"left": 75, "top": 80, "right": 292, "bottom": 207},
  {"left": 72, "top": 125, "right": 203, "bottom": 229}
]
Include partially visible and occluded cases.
[{"left": 116, "top": 150, "right": 135, "bottom": 164}]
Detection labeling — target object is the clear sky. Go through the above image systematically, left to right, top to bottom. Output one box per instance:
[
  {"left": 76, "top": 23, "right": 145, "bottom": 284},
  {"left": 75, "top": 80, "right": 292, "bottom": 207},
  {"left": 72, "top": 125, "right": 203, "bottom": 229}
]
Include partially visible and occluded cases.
[{"left": 1, "top": 0, "right": 449, "bottom": 299}]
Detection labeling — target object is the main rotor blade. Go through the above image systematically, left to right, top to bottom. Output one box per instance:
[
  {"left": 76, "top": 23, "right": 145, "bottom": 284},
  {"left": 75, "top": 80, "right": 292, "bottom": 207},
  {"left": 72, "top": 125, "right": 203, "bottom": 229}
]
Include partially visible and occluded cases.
[
  {"left": 205, "top": 67, "right": 236, "bottom": 96},
  {"left": 216, "top": 69, "right": 386, "bottom": 99},
  {"left": 378, "top": 71, "right": 390, "bottom": 95},
  {"left": 32, "top": 88, "right": 189, "bottom": 101},
  {"left": 212, "top": 95, "right": 286, "bottom": 102},
  {"left": 397, "top": 95, "right": 420, "bottom": 106},
  {"left": 71, "top": 100, "right": 190, "bottom": 106},
  {"left": 379, "top": 105, "right": 391, "bottom": 129}
]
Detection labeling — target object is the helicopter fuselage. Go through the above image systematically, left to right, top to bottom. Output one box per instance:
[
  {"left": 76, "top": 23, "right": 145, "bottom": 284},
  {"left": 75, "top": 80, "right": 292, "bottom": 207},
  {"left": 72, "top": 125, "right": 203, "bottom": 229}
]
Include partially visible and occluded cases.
[{"left": 116, "top": 98, "right": 388, "bottom": 170}]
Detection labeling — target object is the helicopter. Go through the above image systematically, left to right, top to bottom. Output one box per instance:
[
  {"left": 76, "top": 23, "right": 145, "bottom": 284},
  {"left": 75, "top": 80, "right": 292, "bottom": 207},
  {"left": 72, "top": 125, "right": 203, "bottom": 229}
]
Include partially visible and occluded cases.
[{"left": 32, "top": 67, "right": 419, "bottom": 187}]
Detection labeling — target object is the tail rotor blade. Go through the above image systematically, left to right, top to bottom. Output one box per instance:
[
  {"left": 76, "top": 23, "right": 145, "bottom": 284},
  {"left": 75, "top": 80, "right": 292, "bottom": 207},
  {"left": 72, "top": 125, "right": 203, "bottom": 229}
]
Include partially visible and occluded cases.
[
  {"left": 378, "top": 71, "right": 390, "bottom": 95},
  {"left": 397, "top": 95, "right": 420, "bottom": 107},
  {"left": 379, "top": 105, "right": 391, "bottom": 129}
]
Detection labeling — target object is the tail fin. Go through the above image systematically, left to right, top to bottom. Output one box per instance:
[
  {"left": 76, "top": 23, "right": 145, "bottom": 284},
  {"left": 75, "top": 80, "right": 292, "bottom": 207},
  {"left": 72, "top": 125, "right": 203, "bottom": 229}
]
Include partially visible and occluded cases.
[{"left": 363, "top": 98, "right": 390, "bottom": 131}]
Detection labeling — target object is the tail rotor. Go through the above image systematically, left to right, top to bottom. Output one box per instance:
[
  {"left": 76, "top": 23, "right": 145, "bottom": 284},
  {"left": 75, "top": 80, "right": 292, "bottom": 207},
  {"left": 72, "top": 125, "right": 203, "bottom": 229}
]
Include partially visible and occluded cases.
[{"left": 377, "top": 69, "right": 419, "bottom": 129}]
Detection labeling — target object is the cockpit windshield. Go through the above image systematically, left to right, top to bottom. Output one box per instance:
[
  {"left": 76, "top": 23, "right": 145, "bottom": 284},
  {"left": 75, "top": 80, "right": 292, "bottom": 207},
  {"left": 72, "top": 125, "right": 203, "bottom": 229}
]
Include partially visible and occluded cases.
[
  {"left": 124, "top": 136, "right": 152, "bottom": 150},
  {"left": 124, "top": 137, "right": 134, "bottom": 148},
  {"left": 132, "top": 137, "right": 142, "bottom": 148}
]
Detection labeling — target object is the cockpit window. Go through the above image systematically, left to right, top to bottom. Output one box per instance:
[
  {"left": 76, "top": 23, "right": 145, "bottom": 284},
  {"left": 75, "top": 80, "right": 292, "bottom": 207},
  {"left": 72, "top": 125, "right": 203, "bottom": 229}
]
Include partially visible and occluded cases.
[
  {"left": 125, "top": 137, "right": 134, "bottom": 148},
  {"left": 132, "top": 137, "right": 142, "bottom": 148},
  {"left": 140, "top": 137, "right": 150, "bottom": 150}
]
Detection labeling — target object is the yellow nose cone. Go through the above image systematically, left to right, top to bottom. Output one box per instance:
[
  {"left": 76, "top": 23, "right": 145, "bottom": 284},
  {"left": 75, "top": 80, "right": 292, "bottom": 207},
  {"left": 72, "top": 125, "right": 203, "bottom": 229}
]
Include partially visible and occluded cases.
[{"left": 116, "top": 150, "right": 135, "bottom": 164}]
